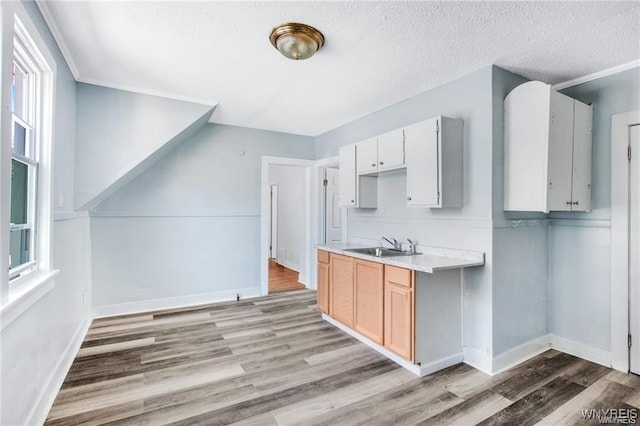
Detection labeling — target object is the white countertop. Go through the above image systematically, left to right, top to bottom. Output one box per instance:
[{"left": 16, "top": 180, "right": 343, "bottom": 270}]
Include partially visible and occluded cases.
[{"left": 317, "top": 242, "right": 485, "bottom": 274}]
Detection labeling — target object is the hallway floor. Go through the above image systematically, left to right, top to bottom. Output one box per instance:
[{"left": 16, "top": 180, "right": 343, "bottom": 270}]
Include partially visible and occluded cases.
[{"left": 268, "top": 259, "right": 305, "bottom": 293}]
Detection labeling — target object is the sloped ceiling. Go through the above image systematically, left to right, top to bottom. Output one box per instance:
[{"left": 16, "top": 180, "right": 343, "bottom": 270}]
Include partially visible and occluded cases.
[{"left": 38, "top": 1, "right": 640, "bottom": 136}]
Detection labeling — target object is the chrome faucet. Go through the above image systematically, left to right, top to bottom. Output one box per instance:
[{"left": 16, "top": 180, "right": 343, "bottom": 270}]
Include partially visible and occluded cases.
[
  {"left": 382, "top": 236, "right": 401, "bottom": 251},
  {"left": 407, "top": 238, "right": 418, "bottom": 254}
]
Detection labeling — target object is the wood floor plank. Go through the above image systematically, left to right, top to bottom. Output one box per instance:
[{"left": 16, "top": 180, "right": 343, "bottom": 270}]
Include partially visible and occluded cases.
[{"left": 46, "top": 289, "right": 638, "bottom": 426}]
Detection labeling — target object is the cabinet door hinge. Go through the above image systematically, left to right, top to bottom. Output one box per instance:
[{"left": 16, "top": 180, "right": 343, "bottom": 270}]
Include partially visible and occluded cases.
[
  {"left": 436, "top": 120, "right": 440, "bottom": 133},
  {"left": 629, "top": 145, "right": 632, "bottom": 161},
  {"left": 323, "top": 179, "right": 328, "bottom": 187},
  {"left": 437, "top": 192, "right": 441, "bottom": 203},
  {"left": 629, "top": 334, "right": 633, "bottom": 349}
]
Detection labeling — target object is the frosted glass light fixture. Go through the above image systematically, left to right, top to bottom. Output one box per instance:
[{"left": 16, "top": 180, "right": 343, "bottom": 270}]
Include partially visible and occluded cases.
[{"left": 269, "top": 22, "right": 324, "bottom": 60}]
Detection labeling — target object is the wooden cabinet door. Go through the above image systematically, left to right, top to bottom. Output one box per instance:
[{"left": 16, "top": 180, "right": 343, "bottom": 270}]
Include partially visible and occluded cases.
[
  {"left": 405, "top": 118, "right": 439, "bottom": 207},
  {"left": 377, "top": 128, "right": 405, "bottom": 171},
  {"left": 356, "top": 138, "right": 378, "bottom": 174},
  {"left": 339, "top": 145, "right": 357, "bottom": 207},
  {"left": 330, "top": 254, "right": 354, "bottom": 327},
  {"left": 353, "top": 259, "right": 384, "bottom": 344},
  {"left": 317, "top": 261, "right": 330, "bottom": 314},
  {"left": 384, "top": 282, "right": 414, "bottom": 361}
]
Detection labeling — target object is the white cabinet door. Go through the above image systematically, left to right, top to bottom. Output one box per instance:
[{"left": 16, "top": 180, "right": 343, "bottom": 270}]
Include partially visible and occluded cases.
[
  {"left": 546, "top": 92, "right": 574, "bottom": 212},
  {"left": 570, "top": 101, "right": 593, "bottom": 211},
  {"left": 405, "top": 118, "right": 439, "bottom": 207},
  {"left": 378, "top": 128, "right": 405, "bottom": 171},
  {"left": 356, "top": 138, "right": 378, "bottom": 174},
  {"left": 339, "top": 145, "right": 357, "bottom": 207}
]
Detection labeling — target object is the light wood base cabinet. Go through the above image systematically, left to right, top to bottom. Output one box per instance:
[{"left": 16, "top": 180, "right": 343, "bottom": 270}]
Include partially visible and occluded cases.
[
  {"left": 317, "top": 250, "right": 330, "bottom": 314},
  {"left": 329, "top": 253, "right": 354, "bottom": 327},
  {"left": 353, "top": 259, "right": 384, "bottom": 344},
  {"left": 384, "top": 265, "right": 415, "bottom": 362}
]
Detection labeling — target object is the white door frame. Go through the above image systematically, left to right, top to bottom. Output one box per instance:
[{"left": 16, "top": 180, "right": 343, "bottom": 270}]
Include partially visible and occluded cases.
[
  {"left": 611, "top": 109, "right": 640, "bottom": 372},
  {"left": 261, "top": 156, "right": 315, "bottom": 296},
  {"left": 270, "top": 183, "right": 278, "bottom": 259}
]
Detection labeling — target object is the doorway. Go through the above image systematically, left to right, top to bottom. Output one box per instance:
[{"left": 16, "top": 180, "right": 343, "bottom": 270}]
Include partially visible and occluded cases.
[
  {"left": 631, "top": 124, "right": 639, "bottom": 374},
  {"left": 261, "top": 156, "right": 315, "bottom": 296}
]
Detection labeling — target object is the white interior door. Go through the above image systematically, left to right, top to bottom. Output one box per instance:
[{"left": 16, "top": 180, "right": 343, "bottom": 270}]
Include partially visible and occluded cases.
[
  {"left": 631, "top": 124, "right": 639, "bottom": 374},
  {"left": 325, "top": 168, "right": 342, "bottom": 243},
  {"left": 270, "top": 184, "right": 278, "bottom": 260}
]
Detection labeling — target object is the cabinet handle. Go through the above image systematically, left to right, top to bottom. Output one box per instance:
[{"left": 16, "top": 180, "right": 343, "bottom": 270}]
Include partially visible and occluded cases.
[
  {"left": 379, "top": 161, "right": 384, "bottom": 165},
  {"left": 371, "top": 163, "right": 376, "bottom": 167},
  {"left": 407, "top": 196, "right": 412, "bottom": 201},
  {"left": 351, "top": 200, "right": 355, "bottom": 203},
  {"left": 566, "top": 201, "right": 572, "bottom": 205},
  {"left": 573, "top": 201, "right": 579, "bottom": 205}
]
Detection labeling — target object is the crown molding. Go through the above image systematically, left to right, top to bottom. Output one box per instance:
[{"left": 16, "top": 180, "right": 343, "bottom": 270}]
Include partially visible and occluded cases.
[
  {"left": 35, "top": 1, "right": 80, "bottom": 80},
  {"left": 553, "top": 60, "right": 640, "bottom": 91}
]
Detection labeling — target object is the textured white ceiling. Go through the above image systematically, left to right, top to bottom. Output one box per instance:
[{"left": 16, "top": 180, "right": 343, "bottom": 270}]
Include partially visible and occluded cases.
[{"left": 38, "top": 1, "right": 640, "bottom": 136}]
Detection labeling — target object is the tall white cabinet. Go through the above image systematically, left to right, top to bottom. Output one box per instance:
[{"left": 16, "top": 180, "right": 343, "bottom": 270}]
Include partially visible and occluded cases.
[
  {"left": 504, "top": 81, "right": 593, "bottom": 212},
  {"left": 339, "top": 144, "right": 377, "bottom": 208}
]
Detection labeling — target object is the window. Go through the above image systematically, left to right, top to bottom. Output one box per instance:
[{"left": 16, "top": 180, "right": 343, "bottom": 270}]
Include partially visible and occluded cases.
[
  {"left": 4, "top": 15, "right": 54, "bottom": 288},
  {"left": 9, "top": 49, "right": 38, "bottom": 280}
]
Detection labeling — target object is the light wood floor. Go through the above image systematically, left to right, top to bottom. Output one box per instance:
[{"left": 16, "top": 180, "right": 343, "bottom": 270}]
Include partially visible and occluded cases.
[
  {"left": 268, "top": 259, "right": 305, "bottom": 293},
  {"left": 46, "top": 290, "right": 640, "bottom": 425}
]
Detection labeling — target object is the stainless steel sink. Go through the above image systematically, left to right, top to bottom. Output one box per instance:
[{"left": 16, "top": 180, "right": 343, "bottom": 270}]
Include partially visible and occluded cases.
[{"left": 344, "top": 247, "right": 418, "bottom": 257}]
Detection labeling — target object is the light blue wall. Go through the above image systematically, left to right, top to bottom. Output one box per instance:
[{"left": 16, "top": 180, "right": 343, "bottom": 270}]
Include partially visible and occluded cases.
[
  {"left": 1, "top": 2, "right": 91, "bottom": 425},
  {"left": 549, "top": 67, "right": 640, "bottom": 351},
  {"left": 75, "top": 83, "right": 214, "bottom": 210},
  {"left": 91, "top": 124, "right": 314, "bottom": 309}
]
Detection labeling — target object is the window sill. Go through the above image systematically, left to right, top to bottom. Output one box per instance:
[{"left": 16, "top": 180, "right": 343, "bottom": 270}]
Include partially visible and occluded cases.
[{"left": 1, "top": 269, "right": 59, "bottom": 331}]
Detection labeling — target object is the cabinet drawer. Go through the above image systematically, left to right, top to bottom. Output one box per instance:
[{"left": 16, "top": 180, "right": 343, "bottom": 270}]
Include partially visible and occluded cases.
[
  {"left": 318, "top": 250, "right": 330, "bottom": 264},
  {"left": 385, "top": 265, "right": 413, "bottom": 288}
]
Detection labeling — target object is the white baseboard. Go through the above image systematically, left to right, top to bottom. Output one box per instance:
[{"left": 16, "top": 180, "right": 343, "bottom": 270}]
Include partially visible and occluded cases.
[
  {"left": 280, "top": 259, "right": 300, "bottom": 274},
  {"left": 92, "top": 287, "right": 261, "bottom": 318},
  {"left": 323, "top": 314, "right": 462, "bottom": 376},
  {"left": 28, "top": 319, "right": 91, "bottom": 425},
  {"left": 492, "top": 334, "right": 551, "bottom": 375},
  {"left": 549, "top": 334, "right": 612, "bottom": 368},
  {"left": 463, "top": 346, "right": 493, "bottom": 375},
  {"left": 419, "top": 353, "right": 465, "bottom": 376}
]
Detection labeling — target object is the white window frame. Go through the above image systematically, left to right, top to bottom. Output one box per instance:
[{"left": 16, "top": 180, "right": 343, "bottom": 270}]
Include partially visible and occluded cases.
[{"left": 0, "top": 3, "right": 57, "bottom": 316}]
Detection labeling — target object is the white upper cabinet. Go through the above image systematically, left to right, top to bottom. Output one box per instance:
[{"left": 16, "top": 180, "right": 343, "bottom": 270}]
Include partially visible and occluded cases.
[
  {"left": 504, "top": 81, "right": 593, "bottom": 213},
  {"left": 405, "top": 117, "right": 463, "bottom": 208},
  {"left": 377, "top": 128, "right": 405, "bottom": 172},
  {"left": 356, "top": 129, "right": 405, "bottom": 174},
  {"left": 356, "top": 138, "right": 378, "bottom": 174},
  {"left": 340, "top": 144, "right": 377, "bottom": 208}
]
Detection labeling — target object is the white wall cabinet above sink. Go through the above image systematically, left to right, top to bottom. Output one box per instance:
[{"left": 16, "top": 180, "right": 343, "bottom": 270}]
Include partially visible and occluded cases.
[
  {"left": 504, "top": 81, "right": 593, "bottom": 213},
  {"left": 339, "top": 116, "right": 463, "bottom": 209},
  {"left": 405, "top": 117, "right": 463, "bottom": 208},
  {"left": 356, "top": 128, "right": 405, "bottom": 175},
  {"left": 339, "top": 144, "right": 377, "bottom": 208}
]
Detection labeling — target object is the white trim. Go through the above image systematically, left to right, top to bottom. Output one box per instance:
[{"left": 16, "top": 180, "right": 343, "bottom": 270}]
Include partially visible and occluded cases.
[
  {"left": 35, "top": 1, "right": 79, "bottom": 79},
  {"left": 553, "top": 61, "right": 640, "bottom": 91},
  {"left": 78, "top": 76, "right": 218, "bottom": 108},
  {"left": 611, "top": 110, "right": 640, "bottom": 372},
  {"left": 260, "top": 156, "right": 315, "bottom": 296},
  {"left": 53, "top": 210, "right": 88, "bottom": 221},
  {"left": 549, "top": 219, "right": 611, "bottom": 228},
  {"left": 0, "top": 269, "right": 58, "bottom": 330},
  {"left": 92, "top": 287, "right": 261, "bottom": 318},
  {"left": 322, "top": 314, "right": 462, "bottom": 377},
  {"left": 28, "top": 319, "right": 91, "bottom": 425},
  {"left": 491, "top": 334, "right": 551, "bottom": 375},
  {"left": 550, "top": 334, "right": 612, "bottom": 368},
  {"left": 463, "top": 346, "right": 493, "bottom": 375}
]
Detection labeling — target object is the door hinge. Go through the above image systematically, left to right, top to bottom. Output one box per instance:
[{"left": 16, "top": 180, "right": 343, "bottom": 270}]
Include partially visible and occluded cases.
[
  {"left": 629, "top": 145, "right": 632, "bottom": 161},
  {"left": 323, "top": 179, "right": 328, "bottom": 187},
  {"left": 629, "top": 334, "right": 633, "bottom": 348}
]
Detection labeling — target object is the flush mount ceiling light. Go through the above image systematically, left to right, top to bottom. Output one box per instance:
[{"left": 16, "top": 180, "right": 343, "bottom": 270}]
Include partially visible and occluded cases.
[{"left": 269, "top": 22, "right": 324, "bottom": 60}]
